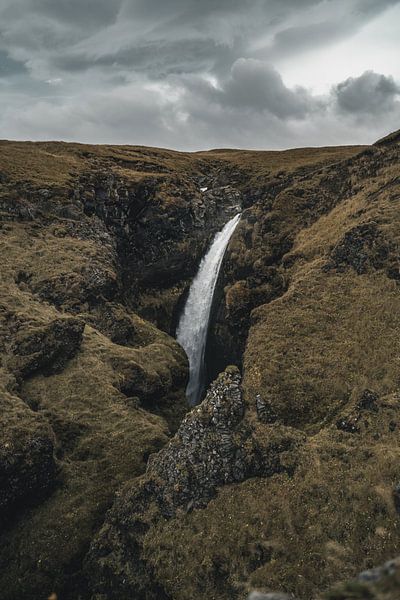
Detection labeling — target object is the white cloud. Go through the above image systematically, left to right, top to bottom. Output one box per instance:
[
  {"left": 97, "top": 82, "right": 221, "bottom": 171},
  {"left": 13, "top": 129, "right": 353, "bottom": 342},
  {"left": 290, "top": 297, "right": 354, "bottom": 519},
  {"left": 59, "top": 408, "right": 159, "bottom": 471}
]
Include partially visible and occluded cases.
[{"left": 45, "top": 78, "right": 63, "bottom": 86}]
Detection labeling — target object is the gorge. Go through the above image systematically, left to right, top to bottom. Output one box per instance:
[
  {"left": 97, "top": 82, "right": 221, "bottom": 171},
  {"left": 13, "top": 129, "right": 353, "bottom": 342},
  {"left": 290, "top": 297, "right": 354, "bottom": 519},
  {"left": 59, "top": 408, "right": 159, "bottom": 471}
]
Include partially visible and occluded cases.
[{"left": 1, "top": 131, "right": 400, "bottom": 600}]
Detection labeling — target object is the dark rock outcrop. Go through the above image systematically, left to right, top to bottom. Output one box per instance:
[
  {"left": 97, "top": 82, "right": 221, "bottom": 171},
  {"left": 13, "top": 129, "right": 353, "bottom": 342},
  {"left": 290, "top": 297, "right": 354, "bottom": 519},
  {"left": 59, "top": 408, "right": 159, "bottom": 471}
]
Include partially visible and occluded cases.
[
  {"left": 78, "top": 167, "right": 243, "bottom": 333},
  {"left": 33, "top": 265, "right": 118, "bottom": 310},
  {"left": 85, "top": 367, "right": 303, "bottom": 599},
  {"left": 336, "top": 389, "right": 380, "bottom": 434},
  {"left": 248, "top": 556, "right": 400, "bottom": 599},
  {"left": 323, "top": 556, "right": 400, "bottom": 599}
]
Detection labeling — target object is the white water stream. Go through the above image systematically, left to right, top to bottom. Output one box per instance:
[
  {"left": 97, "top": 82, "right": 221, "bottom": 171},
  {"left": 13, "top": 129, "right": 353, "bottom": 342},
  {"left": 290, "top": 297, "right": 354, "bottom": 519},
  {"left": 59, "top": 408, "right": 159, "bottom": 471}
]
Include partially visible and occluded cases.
[{"left": 176, "top": 213, "right": 241, "bottom": 405}]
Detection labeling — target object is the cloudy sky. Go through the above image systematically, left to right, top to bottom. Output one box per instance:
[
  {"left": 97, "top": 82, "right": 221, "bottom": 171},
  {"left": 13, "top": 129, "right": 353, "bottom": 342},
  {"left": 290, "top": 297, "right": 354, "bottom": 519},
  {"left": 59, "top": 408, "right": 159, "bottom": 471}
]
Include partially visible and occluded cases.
[{"left": 0, "top": 0, "right": 399, "bottom": 150}]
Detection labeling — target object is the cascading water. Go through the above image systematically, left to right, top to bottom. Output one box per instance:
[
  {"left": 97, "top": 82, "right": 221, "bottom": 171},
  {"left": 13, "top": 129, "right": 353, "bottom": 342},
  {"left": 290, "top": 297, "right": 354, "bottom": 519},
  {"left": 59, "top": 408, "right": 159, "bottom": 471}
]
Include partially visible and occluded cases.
[{"left": 176, "top": 213, "right": 241, "bottom": 405}]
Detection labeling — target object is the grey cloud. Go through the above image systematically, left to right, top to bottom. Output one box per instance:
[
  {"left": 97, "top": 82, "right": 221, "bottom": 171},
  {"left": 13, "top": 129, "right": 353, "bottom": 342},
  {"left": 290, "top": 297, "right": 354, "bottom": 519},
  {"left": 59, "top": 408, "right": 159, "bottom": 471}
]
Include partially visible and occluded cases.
[
  {"left": 0, "top": 0, "right": 399, "bottom": 149},
  {"left": 0, "top": 0, "right": 122, "bottom": 29},
  {"left": 3, "top": 0, "right": 397, "bottom": 80},
  {"left": 34, "top": 0, "right": 123, "bottom": 27},
  {"left": 120, "top": 0, "right": 248, "bottom": 20},
  {"left": 258, "top": 0, "right": 400, "bottom": 60},
  {"left": 353, "top": 0, "right": 400, "bottom": 19},
  {"left": 269, "top": 20, "right": 354, "bottom": 58},
  {"left": 54, "top": 38, "right": 237, "bottom": 79},
  {"left": 0, "top": 50, "right": 27, "bottom": 77},
  {"left": 215, "top": 59, "right": 318, "bottom": 118},
  {"left": 198, "top": 64, "right": 400, "bottom": 122},
  {"left": 173, "top": 65, "right": 400, "bottom": 144},
  {"left": 1, "top": 67, "right": 400, "bottom": 151},
  {"left": 335, "top": 71, "right": 400, "bottom": 114},
  {"left": 0, "top": 85, "right": 176, "bottom": 146}
]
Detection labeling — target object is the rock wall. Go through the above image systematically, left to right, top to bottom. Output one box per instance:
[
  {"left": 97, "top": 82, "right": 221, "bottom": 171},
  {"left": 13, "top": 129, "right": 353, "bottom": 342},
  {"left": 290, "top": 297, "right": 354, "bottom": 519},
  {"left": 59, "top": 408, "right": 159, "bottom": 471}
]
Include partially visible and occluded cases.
[{"left": 79, "top": 165, "right": 243, "bottom": 334}]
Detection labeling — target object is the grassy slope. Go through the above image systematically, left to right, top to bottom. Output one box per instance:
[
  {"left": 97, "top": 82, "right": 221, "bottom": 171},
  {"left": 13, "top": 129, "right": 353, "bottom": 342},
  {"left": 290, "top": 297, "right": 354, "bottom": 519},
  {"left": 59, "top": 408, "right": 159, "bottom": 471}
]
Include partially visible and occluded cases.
[
  {"left": 1, "top": 137, "right": 398, "bottom": 599},
  {"left": 0, "top": 139, "right": 363, "bottom": 187},
  {"left": 0, "top": 140, "right": 202, "bottom": 185},
  {"left": 200, "top": 145, "right": 364, "bottom": 180},
  {"left": 245, "top": 159, "right": 400, "bottom": 428}
]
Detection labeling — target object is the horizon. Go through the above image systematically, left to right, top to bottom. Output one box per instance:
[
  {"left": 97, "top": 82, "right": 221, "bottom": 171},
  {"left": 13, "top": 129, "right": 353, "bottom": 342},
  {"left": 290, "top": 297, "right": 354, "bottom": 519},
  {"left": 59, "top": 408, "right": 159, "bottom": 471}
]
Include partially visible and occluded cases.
[{"left": 0, "top": 128, "right": 394, "bottom": 154}]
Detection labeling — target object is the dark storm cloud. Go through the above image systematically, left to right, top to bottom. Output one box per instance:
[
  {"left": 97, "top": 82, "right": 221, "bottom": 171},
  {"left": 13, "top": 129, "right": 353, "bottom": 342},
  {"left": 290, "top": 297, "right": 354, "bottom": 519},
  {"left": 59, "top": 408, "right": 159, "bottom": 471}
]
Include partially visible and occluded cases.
[
  {"left": 0, "top": 0, "right": 399, "bottom": 149},
  {"left": 0, "top": 0, "right": 122, "bottom": 31},
  {"left": 2, "top": 0, "right": 395, "bottom": 77},
  {"left": 33, "top": 0, "right": 123, "bottom": 27},
  {"left": 258, "top": 0, "right": 400, "bottom": 59},
  {"left": 353, "top": 0, "right": 400, "bottom": 18},
  {"left": 268, "top": 20, "right": 354, "bottom": 59},
  {"left": 54, "top": 38, "right": 237, "bottom": 78},
  {"left": 0, "top": 50, "right": 27, "bottom": 77},
  {"left": 206, "top": 59, "right": 319, "bottom": 118},
  {"left": 187, "top": 65, "right": 400, "bottom": 124},
  {"left": 335, "top": 71, "right": 400, "bottom": 115}
]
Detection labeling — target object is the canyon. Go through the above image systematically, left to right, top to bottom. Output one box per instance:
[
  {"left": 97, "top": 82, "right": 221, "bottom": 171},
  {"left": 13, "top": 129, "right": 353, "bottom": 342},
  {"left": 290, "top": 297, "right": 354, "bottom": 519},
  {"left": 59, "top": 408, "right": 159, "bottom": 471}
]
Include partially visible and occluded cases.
[{"left": 1, "top": 130, "right": 400, "bottom": 600}]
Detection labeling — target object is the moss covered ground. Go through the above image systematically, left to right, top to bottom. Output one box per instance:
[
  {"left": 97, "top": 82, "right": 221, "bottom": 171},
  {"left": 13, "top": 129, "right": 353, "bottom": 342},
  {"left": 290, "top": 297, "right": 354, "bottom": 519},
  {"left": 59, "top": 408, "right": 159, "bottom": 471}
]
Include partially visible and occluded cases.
[{"left": 1, "top": 135, "right": 400, "bottom": 599}]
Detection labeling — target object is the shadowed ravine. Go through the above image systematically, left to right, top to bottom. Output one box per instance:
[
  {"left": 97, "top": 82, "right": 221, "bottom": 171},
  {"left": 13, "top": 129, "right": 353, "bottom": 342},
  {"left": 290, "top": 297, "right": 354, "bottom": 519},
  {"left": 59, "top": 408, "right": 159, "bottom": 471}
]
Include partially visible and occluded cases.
[{"left": 176, "top": 213, "right": 241, "bottom": 405}]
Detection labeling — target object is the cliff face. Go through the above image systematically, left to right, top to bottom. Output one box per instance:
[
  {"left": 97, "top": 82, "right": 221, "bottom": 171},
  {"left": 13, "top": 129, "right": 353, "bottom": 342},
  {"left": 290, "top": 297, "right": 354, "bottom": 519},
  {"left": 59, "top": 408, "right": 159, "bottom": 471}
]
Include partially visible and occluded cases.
[
  {"left": 1, "top": 134, "right": 400, "bottom": 600},
  {"left": 78, "top": 158, "right": 242, "bottom": 333}
]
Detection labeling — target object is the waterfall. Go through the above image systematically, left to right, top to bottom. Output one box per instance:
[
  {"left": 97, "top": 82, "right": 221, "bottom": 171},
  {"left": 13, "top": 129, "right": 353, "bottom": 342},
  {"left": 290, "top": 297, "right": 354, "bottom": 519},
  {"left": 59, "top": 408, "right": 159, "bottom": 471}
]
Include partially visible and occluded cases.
[{"left": 176, "top": 213, "right": 241, "bottom": 405}]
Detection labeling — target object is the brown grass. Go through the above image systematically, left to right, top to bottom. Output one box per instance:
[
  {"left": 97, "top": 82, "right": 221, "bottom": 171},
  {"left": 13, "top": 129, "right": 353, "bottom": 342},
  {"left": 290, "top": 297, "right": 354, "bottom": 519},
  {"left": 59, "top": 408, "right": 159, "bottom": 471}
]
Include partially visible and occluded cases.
[{"left": 1, "top": 137, "right": 399, "bottom": 599}]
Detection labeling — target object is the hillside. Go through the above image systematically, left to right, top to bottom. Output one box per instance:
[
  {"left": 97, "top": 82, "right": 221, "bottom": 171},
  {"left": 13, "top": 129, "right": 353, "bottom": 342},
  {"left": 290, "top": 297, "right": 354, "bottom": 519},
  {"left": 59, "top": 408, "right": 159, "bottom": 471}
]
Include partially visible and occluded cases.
[{"left": 1, "top": 133, "right": 400, "bottom": 600}]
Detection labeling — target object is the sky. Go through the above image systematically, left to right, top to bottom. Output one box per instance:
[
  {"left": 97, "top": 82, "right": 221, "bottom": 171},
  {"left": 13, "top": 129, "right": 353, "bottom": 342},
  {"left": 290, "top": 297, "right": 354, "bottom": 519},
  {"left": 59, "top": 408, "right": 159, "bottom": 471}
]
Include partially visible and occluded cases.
[{"left": 0, "top": 0, "right": 399, "bottom": 150}]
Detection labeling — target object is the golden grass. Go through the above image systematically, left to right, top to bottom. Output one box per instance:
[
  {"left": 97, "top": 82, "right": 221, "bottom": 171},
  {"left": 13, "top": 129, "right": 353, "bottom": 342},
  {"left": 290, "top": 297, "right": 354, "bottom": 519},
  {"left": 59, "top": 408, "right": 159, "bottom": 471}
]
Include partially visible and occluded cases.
[
  {"left": 1, "top": 137, "right": 399, "bottom": 599},
  {"left": 0, "top": 139, "right": 364, "bottom": 189},
  {"left": 0, "top": 140, "right": 207, "bottom": 187},
  {"left": 198, "top": 145, "right": 365, "bottom": 181},
  {"left": 0, "top": 205, "right": 188, "bottom": 597},
  {"left": 144, "top": 411, "right": 400, "bottom": 599}
]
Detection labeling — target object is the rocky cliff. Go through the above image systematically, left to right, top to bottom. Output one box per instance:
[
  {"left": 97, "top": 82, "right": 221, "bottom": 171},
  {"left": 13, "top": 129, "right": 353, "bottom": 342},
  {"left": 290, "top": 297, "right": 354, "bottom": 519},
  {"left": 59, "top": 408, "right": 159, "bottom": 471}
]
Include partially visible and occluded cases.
[{"left": 1, "top": 133, "right": 400, "bottom": 600}]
